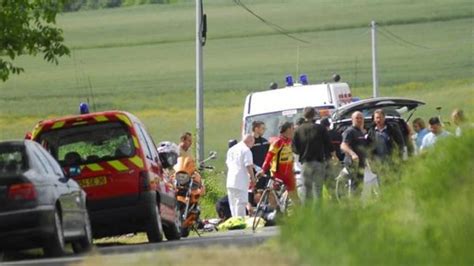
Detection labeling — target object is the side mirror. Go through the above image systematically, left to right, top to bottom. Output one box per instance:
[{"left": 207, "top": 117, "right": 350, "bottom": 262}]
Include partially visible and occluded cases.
[{"left": 68, "top": 166, "right": 81, "bottom": 178}]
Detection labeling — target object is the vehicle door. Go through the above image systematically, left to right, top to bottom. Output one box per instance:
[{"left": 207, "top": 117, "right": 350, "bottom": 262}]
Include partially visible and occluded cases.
[
  {"left": 134, "top": 123, "right": 175, "bottom": 221},
  {"left": 29, "top": 142, "right": 78, "bottom": 234}
]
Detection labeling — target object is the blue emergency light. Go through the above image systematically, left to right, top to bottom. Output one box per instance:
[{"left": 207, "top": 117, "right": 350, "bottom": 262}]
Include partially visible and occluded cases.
[
  {"left": 299, "top": 74, "right": 309, "bottom": 85},
  {"left": 285, "top": 75, "right": 294, "bottom": 86},
  {"left": 79, "top": 102, "right": 90, "bottom": 114}
]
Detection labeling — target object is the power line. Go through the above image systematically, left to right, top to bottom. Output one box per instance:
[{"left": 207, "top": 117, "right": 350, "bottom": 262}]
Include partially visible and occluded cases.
[
  {"left": 232, "top": 0, "right": 310, "bottom": 44},
  {"left": 378, "top": 26, "right": 430, "bottom": 49},
  {"left": 376, "top": 28, "right": 413, "bottom": 49}
]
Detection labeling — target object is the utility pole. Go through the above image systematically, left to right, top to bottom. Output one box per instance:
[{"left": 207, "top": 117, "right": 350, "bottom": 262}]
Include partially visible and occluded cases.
[
  {"left": 196, "top": 0, "right": 204, "bottom": 163},
  {"left": 371, "top": 20, "right": 379, "bottom": 98}
]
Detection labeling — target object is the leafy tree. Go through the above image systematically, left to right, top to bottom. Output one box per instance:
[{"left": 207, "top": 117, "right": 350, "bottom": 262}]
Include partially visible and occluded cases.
[{"left": 0, "top": 0, "right": 70, "bottom": 81}]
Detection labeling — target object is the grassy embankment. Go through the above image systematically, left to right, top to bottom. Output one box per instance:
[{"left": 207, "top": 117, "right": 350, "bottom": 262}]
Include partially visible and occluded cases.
[
  {"left": 0, "top": 0, "right": 472, "bottom": 222},
  {"left": 282, "top": 129, "right": 474, "bottom": 265}
]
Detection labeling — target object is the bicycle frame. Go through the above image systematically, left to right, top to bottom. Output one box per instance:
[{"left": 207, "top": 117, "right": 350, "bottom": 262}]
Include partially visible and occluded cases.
[{"left": 252, "top": 178, "right": 289, "bottom": 232}]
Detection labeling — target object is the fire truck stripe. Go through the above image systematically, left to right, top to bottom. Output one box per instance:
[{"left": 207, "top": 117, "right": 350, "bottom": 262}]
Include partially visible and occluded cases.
[
  {"left": 116, "top": 114, "right": 132, "bottom": 127},
  {"left": 94, "top": 115, "right": 109, "bottom": 122},
  {"left": 52, "top": 121, "right": 65, "bottom": 129},
  {"left": 72, "top": 121, "right": 88, "bottom": 126},
  {"left": 32, "top": 125, "right": 43, "bottom": 139},
  {"left": 132, "top": 136, "right": 139, "bottom": 148},
  {"left": 129, "top": 156, "right": 144, "bottom": 168},
  {"left": 108, "top": 160, "right": 128, "bottom": 171},
  {"left": 87, "top": 163, "right": 104, "bottom": 172}
]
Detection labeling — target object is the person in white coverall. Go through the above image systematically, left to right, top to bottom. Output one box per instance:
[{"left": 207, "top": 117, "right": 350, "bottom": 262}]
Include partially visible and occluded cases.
[{"left": 226, "top": 134, "right": 256, "bottom": 218}]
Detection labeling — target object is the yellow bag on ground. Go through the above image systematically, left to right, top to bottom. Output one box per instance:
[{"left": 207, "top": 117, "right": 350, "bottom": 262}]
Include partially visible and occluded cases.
[
  {"left": 245, "top": 215, "right": 266, "bottom": 229},
  {"left": 217, "top": 216, "right": 247, "bottom": 231}
]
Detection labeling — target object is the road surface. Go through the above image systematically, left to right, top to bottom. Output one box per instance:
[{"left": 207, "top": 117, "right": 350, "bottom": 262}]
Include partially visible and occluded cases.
[{"left": 1, "top": 227, "right": 278, "bottom": 266}]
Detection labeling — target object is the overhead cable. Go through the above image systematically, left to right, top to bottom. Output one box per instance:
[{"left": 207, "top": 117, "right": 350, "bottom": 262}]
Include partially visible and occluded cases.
[{"left": 232, "top": 0, "right": 310, "bottom": 44}]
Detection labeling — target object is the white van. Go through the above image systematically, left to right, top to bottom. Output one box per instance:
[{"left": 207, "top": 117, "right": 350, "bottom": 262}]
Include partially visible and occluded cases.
[{"left": 242, "top": 77, "right": 353, "bottom": 138}]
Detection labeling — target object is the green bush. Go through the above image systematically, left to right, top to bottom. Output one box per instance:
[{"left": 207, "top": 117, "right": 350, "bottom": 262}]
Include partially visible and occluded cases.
[
  {"left": 281, "top": 129, "right": 474, "bottom": 265},
  {"left": 200, "top": 170, "right": 226, "bottom": 219}
]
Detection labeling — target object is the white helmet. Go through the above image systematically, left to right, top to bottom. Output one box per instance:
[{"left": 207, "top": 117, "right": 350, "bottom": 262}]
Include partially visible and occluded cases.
[{"left": 157, "top": 141, "right": 179, "bottom": 168}]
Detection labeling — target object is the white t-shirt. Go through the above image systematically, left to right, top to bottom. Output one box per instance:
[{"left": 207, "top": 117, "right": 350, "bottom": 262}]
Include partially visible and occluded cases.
[
  {"left": 420, "top": 130, "right": 451, "bottom": 150},
  {"left": 226, "top": 141, "right": 253, "bottom": 191}
]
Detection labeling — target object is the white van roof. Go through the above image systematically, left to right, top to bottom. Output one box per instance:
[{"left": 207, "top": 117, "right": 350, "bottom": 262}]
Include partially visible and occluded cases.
[{"left": 244, "top": 83, "right": 348, "bottom": 117}]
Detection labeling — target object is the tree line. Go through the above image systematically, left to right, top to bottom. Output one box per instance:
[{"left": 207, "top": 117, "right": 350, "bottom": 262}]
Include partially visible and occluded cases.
[{"left": 63, "top": 0, "right": 183, "bottom": 12}]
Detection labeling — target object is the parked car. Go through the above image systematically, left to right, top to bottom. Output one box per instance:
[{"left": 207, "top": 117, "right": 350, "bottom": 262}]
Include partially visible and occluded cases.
[
  {"left": 331, "top": 97, "right": 425, "bottom": 156},
  {"left": 29, "top": 111, "right": 181, "bottom": 241},
  {"left": 0, "top": 140, "right": 92, "bottom": 257}
]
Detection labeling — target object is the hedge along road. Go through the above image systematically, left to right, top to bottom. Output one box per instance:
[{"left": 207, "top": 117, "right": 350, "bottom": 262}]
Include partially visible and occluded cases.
[{"left": 1, "top": 227, "right": 278, "bottom": 266}]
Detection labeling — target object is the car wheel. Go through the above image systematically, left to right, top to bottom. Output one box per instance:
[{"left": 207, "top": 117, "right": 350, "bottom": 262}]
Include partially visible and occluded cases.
[
  {"left": 146, "top": 204, "right": 164, "bottom": 243},
  {"left": 163, "top": 207, "right": 181, "bottom": 241},
  {"left": 44, "top": 208, "right": 66, "bottom": 257},
  {"left": 72, "top": 211, "right": 93, "bottom": 254},
  {"left": 180, "top": 227, "right": 190, "bottom": 238}
]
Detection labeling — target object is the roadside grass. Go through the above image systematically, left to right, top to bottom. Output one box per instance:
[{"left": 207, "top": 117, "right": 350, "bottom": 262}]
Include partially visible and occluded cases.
[
  {"left": 281, "top": 130, "right": 474, "bottom": 265},
  {"left": 76, "top": 240, "right": 300, "bottom": 266}
]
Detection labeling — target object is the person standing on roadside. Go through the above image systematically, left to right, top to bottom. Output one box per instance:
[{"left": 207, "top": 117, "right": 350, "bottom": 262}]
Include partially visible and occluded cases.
[
  {"left": 292, "top": 108, "right": 334, "bottom": 202},
  {"left": 451, "top": 108, "right": 468, "bottom": 137},
  {"left": 367, "top": 109, "right": 405, "bottom": 162},
  {"left": 340, "top": 111, "right": 368, "bottom": 188},
  {"left": 420, "top": 117, "right": 451, "bottom": 150},
  {"left": 412, "top": 118, "right": 429, "bottom": 153},
  {"left": 249, "top": 121, "right": 270, "bottom": 207},
  {"left": 250, "top": 121, "right": 270, "bottom": 169},
  {"left": 260, "top": 122, "right": 299, "bottom": 204},
  {"left": 178, "top": 132, "right": 193, "bottom": 157},
  {"left": 226, "top": 134, "right": 256, "bottom": 218}
]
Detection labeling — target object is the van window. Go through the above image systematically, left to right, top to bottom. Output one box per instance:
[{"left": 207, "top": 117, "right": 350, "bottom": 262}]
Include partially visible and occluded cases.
[
  {"left": 245, "top": 107, "right": 334, "bottom": 138},
  {"left": 38, "top": 122, "right": 135, "bottom": 166}
]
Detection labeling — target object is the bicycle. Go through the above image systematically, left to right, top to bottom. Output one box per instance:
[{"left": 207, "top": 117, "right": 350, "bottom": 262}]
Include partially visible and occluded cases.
[
  {"left": 335, "top": 161, "right": 380, "bottom": 202},
  {"left": 252, "top": 177, "right": 290, "bottom": 232}
]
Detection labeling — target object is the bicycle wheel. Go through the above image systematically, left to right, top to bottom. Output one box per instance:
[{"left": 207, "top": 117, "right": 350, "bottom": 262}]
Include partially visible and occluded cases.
[{"left": 252, "top": 189, "right": 270, "bottom": 232}]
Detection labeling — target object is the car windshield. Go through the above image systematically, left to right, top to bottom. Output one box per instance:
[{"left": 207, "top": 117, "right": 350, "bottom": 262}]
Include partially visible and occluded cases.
[
  {"left": 245, "top": 107, "right": 330, "bottom": 139},
  {"left": 38, "top": 122, "right": 135, "bottom": 166},
  {"left": 0, "top": 143, "right": 28, "bottom": 173}
]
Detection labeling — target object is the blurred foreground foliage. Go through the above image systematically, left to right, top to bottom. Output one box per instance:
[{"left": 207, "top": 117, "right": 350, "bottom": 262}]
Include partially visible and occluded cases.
[{"left": 282, "top": 129, "right": 474, "bottom": 266}]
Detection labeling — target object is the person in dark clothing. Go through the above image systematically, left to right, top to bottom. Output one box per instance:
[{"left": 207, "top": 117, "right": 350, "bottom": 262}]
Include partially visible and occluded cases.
[
  {"left": 292, "top": 107, "right": 334, "bottom": 201},
  {"left": 366, "top": 109, "right": 405, "bottom": 162},
  {"left": 340, "top": 111, "right": 368, "bottom": 188},
  {"left": 320, "top": 117, "right": 344, "bottom": 161},
  {"left": 249, "top": 121, "right": 270, "bottom": 206},
  {"left": 250, "top": 121, "right": 270, "bottom": 168}
]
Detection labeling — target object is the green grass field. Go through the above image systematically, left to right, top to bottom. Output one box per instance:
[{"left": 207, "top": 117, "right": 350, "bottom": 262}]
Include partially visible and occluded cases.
[{"left": 0, "top": 0, "right": 473, "bottom": 222}]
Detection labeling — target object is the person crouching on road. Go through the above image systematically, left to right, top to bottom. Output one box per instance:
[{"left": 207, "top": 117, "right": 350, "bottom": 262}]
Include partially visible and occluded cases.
[
  {"left": 259, "top": 122, "right": 300, "bottom": 205},
  {"left": 226, "top": 134, "right": 256, "bottom": 218}
]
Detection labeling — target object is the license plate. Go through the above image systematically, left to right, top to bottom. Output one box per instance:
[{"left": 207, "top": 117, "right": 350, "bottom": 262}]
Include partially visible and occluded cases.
[{"left": 78, "top": 176, "right": 107, "bottom": 188}]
